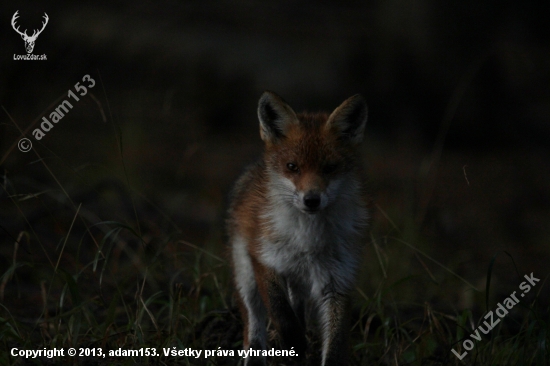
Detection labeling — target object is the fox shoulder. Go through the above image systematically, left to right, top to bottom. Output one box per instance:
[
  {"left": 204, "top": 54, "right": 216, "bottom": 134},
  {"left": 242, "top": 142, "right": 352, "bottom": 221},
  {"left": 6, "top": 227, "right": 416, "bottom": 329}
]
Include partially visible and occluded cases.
[{"left": 226, "top": 160, "right": 267, "bottom": 235}]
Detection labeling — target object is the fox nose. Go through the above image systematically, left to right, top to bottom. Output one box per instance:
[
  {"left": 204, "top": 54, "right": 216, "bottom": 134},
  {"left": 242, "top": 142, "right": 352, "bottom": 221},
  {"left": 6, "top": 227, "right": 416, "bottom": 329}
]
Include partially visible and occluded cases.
[{"left": 303, "top": 193, "right": 321, "bottom": 210}]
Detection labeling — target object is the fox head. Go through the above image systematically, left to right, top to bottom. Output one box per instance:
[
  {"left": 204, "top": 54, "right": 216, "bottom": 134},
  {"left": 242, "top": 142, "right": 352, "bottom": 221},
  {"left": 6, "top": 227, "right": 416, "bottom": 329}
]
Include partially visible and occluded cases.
[{"left": 258, "top": 91, "right": 368, "bottom": 215}]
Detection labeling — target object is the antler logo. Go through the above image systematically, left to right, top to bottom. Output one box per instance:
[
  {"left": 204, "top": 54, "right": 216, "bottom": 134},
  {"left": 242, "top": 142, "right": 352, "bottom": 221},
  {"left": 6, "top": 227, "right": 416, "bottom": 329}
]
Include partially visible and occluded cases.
[{"left": 11, "top": 10, "right": 49, "bottom": 54}]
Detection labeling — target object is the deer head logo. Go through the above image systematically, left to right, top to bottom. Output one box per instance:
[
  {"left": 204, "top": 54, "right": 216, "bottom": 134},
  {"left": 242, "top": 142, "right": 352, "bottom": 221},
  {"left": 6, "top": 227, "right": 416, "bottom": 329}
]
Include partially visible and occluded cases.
[{"left": 11, "top": 11, "right": 49, "bottom": 54}]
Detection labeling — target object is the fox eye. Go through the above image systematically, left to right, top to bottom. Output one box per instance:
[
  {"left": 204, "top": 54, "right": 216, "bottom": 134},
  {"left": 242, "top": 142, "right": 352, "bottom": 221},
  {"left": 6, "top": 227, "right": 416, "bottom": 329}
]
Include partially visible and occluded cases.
[
  {"left": 286, "top": 163, "right": 299, "bottom": 172},
  {"left": 323, "top": 163, "right": 338, "bottom": 174}
]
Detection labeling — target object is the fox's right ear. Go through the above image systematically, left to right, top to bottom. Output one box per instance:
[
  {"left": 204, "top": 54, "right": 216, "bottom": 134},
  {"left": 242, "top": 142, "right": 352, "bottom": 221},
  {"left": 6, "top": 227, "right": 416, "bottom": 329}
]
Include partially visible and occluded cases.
[
  {"left": 257, "top": 91, "right": 298, "bottom": 143},
  {"left": 326, "top": 94, "right": 368, "bottom": 145}
]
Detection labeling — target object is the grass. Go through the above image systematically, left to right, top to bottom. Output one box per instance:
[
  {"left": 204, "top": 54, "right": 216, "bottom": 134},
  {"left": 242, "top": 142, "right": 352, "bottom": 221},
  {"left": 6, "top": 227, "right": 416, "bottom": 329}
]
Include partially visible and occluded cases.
[{"left": 1, "top": 79, "right": 549, "bottom": 365}]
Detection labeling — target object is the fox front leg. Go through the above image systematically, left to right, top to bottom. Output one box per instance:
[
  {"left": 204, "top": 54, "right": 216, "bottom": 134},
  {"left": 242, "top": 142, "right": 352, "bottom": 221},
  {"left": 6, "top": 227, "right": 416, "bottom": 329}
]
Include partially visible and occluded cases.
[
  {"left": 231, "top": 237, "right": 268, "bottom": 366},
  {"left": 255, "top": 265, "right": 307, "bottom": 359},
  {"left": 238, "top": 286, "right": 267, "bottom": 366},
  {"left": 318, "top": 291, "right": 351, "bottom": 366}
]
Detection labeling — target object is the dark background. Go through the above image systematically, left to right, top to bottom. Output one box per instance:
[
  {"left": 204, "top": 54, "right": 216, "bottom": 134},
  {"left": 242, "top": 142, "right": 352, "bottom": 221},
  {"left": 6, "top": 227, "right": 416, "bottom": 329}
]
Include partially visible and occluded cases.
[{"left": 1, "top": 0, "right": 549, "bottom": 361}]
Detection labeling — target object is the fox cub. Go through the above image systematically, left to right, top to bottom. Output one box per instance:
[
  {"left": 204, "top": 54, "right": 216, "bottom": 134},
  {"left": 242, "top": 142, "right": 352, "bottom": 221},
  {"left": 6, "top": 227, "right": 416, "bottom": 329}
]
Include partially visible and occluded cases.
[{"left": 228, "top": 91, "right": 370, "bottom": 366}]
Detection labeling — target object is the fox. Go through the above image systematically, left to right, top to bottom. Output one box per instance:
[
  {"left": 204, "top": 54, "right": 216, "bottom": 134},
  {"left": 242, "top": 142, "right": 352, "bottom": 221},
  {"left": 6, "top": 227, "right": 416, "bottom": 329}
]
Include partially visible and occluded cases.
[{"left": 227, "top": 91, "right": 370, "bottom": 366}]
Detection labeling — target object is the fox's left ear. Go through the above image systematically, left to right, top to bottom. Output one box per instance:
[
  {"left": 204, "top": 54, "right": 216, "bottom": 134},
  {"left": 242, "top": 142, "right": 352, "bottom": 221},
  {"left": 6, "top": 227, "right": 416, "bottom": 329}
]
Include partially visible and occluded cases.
[
  {"left": 257, "top": 91, "right": 299, "bottom": 143},
  {"left": 326, "top": 94, "right": 368, "bottom": 145}
]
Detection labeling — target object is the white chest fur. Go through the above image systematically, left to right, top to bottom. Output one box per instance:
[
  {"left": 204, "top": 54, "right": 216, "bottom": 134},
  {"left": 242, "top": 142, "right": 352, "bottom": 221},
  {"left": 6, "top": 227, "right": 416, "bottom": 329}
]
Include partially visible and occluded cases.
[{"left": 259, "top": 194, "right": 367, "bottom": 297}]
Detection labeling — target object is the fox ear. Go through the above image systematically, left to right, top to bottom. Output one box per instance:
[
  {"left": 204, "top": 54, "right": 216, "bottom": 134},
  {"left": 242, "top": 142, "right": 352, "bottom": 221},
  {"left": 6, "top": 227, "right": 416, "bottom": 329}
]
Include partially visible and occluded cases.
[
  {"left": 258, "top": 91, "right": 298, "bottom": 143},
  {"left": 326, "top": 94, "right": 368, "bottom": 145}
]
